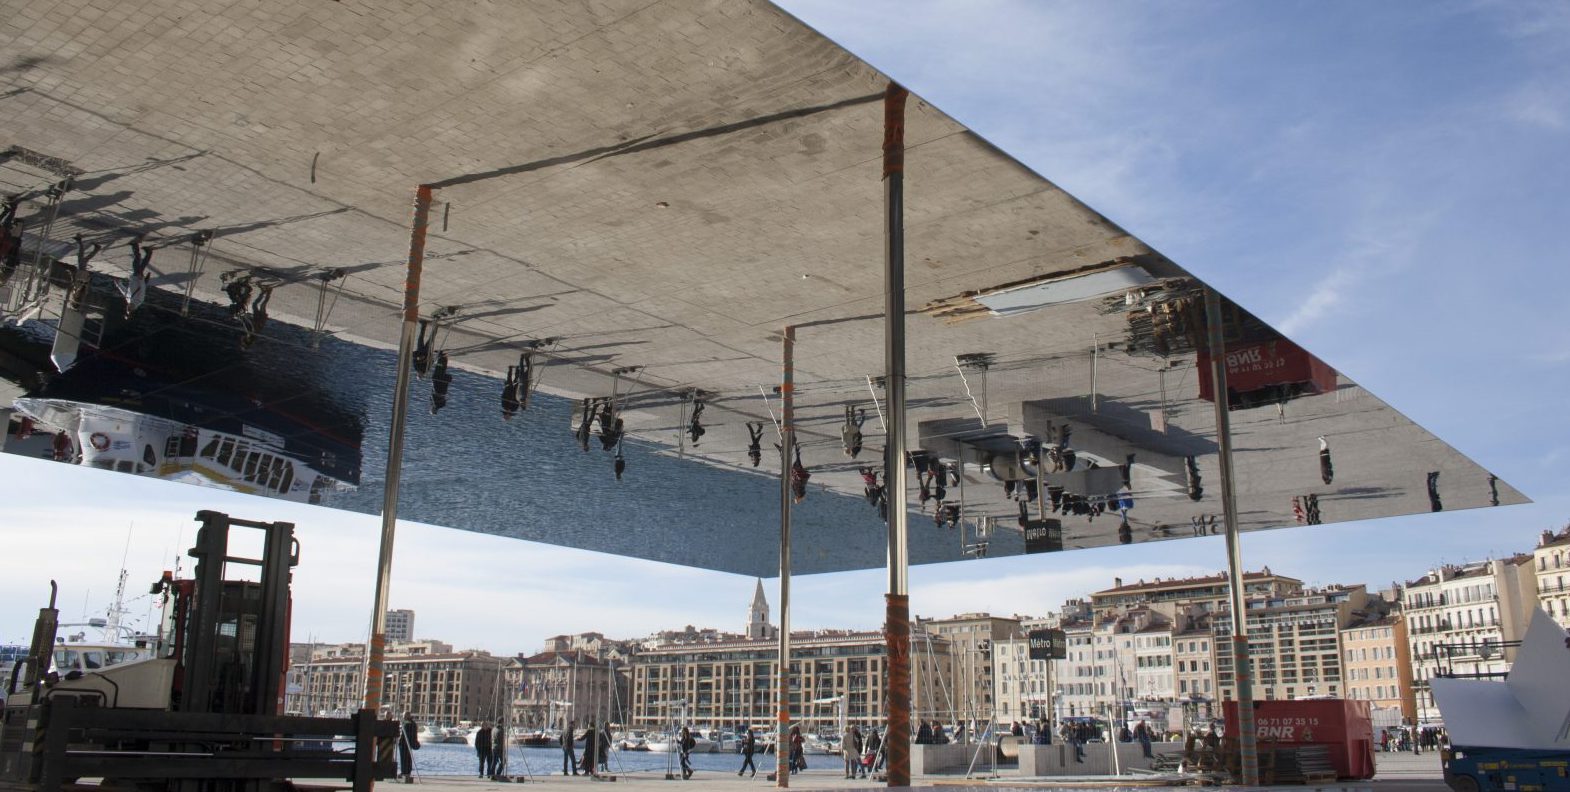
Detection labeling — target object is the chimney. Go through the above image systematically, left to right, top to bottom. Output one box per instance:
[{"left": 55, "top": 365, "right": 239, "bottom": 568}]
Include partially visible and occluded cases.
[
  {"left": 1544, "top": 530, "right": 1556, "bottom": 547},
  {"left": 1114, "top": 577, "right": 1123, "bottom": 588}
]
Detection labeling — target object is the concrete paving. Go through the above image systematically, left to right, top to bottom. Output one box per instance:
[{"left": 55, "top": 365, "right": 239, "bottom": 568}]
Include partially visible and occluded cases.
[
  {"left": 0, "top": 0, "right": 1523, "bottom": 573},
  {"left": 383, "top": 750, "right": 1446, "bottom": 792}
]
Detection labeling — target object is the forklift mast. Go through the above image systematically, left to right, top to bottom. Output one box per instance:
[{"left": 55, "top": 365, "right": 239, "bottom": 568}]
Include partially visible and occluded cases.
[{"left": 173, "top": 510, "right": 298, "bottom": 716}]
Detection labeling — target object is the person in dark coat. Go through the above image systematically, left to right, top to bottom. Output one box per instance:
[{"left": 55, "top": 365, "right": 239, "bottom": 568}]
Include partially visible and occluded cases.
[
  {"left": 413, "top": 319, "right": 434, "bottom": 378},
  {"left": 746, "top": 422, "right": 765, "bottom": 467},
  {"left": 398, "top": 712, "right": 421, "bottom": 782},
  {"left": 562, "top": 719, "right": 578, "bottom": 776},
  {"left": 580, "top": 719, "right": 599, "bottom": 776},
  {"left": 1135, "top": 719, "right": 1152, "bottom": 758},
  {"left": 915, "top": 720, "right": 933, "bottom": 745},
  {"left": 475, "top": 722, "right": 493, "bottom": 777},
  {"left": 787, "top": 725, "right": 805, "bottom": 774},
  {"left": 678, "top": 726, "right": 696, "bottom": 779},
  {"left": 738, "top": 727, "right": 757, "bottom": 777},
  {"left": 866, "top": 728, "right": 883, "bottom": 772}
]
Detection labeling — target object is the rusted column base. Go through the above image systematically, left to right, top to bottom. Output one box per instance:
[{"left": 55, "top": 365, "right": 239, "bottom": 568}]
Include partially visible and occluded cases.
[{"left": 885, "top": 593, "right": 911, "bottom": 787}]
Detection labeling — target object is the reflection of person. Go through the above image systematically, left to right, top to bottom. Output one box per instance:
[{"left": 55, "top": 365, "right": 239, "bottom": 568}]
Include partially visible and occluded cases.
[
  {"left": 0, "top": 198, "right": 21, "bottom": 284},
  {"left": 122, "top": 235, "right": 154, "bottom": 317},
  {"left": 239, "top": 284, "right": 273, "bottom": 350},
  {"left": 413, "top": 319, "right": 434, "bottom": 378},
  {"left": 516, "top": 348, "right": 535, "bottom": 408},
  {"left": 430, "top": 352, "right": 452, "bottom": 414},
  {"left": 502, "top": 366, "right": 521, "bottom": 420},
  {"left": 687, "top": 398, "right": 706, "bottom": 446},
  {"left": 575, "top": 399, "right": 596, "bottom": 451},
  {"left": 842, "top": 405, "right": 865, "bottom": 458},
  {"left": 746, "top": 422, "right": 764, "bottom": 467},
  {"left": 51, "top": 431, "right": 74, "bottom": 462},
  {"left": 614, "top": 444, "right": 626, "bottom": 481},
  {"left": 790, "top": 447, "right": 810, "bottom": 503},
  {"left": 398, "top": 712, "right": 421, "bottom": 782},
  {"left": 562, "top": 719, "right": 578, "bottom": 775},
  {"left": 678, "top": 726, "right": 695, "bottom": 779},
  {"left": 738, "top": 727, "right": 757, "bottom": 777}
]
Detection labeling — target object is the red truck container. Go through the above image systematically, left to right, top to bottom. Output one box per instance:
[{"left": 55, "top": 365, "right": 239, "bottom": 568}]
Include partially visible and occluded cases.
[{"left": 1223, "top": 699, "right": 1377, "bottom": 780}]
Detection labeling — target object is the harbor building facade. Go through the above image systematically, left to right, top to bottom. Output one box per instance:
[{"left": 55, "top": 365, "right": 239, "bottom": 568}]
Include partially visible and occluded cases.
[
  {"left": 1532, "top": 527, "right": 1570, "bottom": 628},
  {"left": 1403, "top": 556, "right": 1538, "bottom": 724},
  {"left": 1214, "top": 585, "right": 1376, "bottom": 703},
  {"left": 385, "top": 609, "right": 416, "bottom": 643},
  {"left": 915, "top": 613, "right": 1020, "bottom": 726},
  {"left": 1339, "top": 613, "right": 1415, "bottom": 721},
  {"left": 628, "top": 628, "right": 955, "bottom": 733},
  {"left": 289, "top": 646, "right": 503, "bottom": 725},
  {"left": 503, "top": 649, "right": 629, "bottom": 730}
]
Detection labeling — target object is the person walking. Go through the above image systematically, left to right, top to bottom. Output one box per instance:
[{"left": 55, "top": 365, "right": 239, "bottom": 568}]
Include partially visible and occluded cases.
[
  {"left": 122, "top": 234, "right": 154, "bottom": 317},
  {"left": 398, "top": 712, "right": 421, "bottom": 783},
  {"left": 562, "top": 719, "right": 578, "bottom": 776},
  {"left": 1136, "top": 719, "right": 1152, "bottom": 759},
  {"left": 474, "top": 721, "right": 493, "bottom": 778},
  {"left": 842, "top": 724, "right": 860, "bottom": 778},
  {"left": 788, "top": 725, "right": 805, "bottom": 774},
  {"left": 678, "top": 726, "right": 696, "bottom": 780},
  {"left": 738, "top": 727, "right": 757, "bottom": 777},
  {"left": 865, "top": 727, "right": 883, "bottom": 774}
]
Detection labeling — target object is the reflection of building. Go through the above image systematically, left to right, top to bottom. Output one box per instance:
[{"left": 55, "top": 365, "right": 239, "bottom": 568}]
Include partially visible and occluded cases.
[
  {"left": 1532, "top": 527, "right": 1570, "bottom": 629},
  {"left": 1403, "top": 556, "right": 1537, "bottom": 724},
  {"left": 385, "top": 609, "right": 415, "bottom": 643},
  {"left": 916, "top": 613, "right": 1019, "bottom": 725},
  {"left": 1340, "top": 613, "right": 1415, "bottom": 722},
  {"left": 288, "top": 645, "right": 502, "bottom": 724},
  {"left": 503, "top": 649, "right": 628, "bottom": 729}
]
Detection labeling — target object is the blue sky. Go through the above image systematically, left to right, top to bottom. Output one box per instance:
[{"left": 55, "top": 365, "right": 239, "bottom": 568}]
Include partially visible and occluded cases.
[{"left": 3, "top": 0, "right": 1567, "bottom": 655}]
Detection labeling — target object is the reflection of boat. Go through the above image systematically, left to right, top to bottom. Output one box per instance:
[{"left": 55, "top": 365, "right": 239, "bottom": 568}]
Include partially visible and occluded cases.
[{"left": 13, "top": 397, "right": 354, "bottom": 504}]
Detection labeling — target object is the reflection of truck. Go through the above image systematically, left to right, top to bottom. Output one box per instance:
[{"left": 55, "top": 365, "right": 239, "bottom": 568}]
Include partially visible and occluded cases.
[{"left": 0, "top": 510, "right": 393, "bottom": 791}]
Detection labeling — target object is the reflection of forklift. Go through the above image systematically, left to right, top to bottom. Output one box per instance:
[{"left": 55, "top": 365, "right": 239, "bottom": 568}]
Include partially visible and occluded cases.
[{"left": 0, "top": 510, "right": 393, "bottom": 791}]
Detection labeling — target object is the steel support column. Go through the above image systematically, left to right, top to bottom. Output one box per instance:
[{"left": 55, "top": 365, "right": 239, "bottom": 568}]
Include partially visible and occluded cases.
[
  {"left": 881, "top": 81, "right": 912, "bottom": 789},
  {"left": 362, "top": 185, "right": 434, "bottom": 730},
  {"left": 1203, "top": 287, "right": 1258, "bottom": 785},
  {"left": 776, "top": 325, "right": 795, "bottom": 788}
]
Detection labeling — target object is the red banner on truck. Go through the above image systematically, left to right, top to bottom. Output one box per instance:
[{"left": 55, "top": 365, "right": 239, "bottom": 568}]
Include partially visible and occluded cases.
[{"left": 1197, "top": 337, "right": 1338, "bottom": 406}]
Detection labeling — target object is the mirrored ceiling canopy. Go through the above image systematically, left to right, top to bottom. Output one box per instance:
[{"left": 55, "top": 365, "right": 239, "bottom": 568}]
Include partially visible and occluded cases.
[{"left": 0, "top": 0, "right": 1525, "bottom": 576}]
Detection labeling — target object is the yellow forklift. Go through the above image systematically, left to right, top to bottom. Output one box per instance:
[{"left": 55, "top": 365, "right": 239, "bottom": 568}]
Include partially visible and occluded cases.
[{"left": 0, "top": 510, "right": 394, "bottom": 791}]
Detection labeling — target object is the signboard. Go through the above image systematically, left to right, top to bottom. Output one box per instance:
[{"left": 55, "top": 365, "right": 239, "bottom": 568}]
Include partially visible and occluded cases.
[
  {"left": 1023, "top": 519, "right": 1063, "bottom": 554},
  {"left": 1027, "top": 628, "right": 1067, "bottom": 660}
]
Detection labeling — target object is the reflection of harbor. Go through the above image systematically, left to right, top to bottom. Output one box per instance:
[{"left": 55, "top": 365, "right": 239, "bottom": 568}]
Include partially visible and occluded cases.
[
  {"left": 2, "top": 270, "right": 364, "bottom": 503},
  {"left": 12, "top": 397, "right": 352, "bottom": 503}
]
